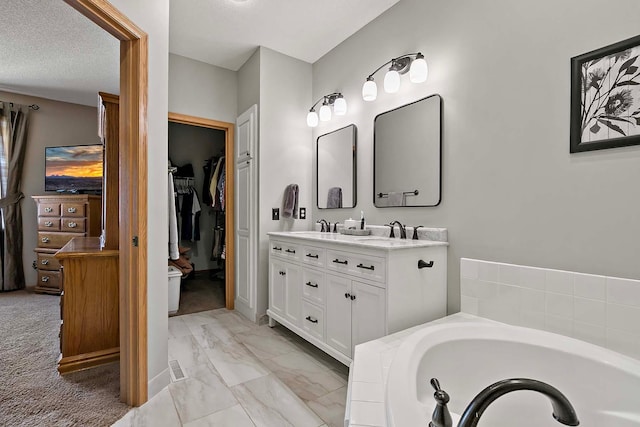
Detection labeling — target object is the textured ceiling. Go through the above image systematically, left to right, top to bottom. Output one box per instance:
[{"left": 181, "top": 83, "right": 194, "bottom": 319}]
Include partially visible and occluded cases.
[
  {"left": 0, "top": 0, "right": 119, "bottom": 106},
  {"left": 170, "top": 0, "right": 400, "bottom": 71}
]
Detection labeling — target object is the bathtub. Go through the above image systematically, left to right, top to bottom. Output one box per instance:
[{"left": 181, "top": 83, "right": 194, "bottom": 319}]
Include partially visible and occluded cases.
[{"left": 385, "top": 321, "right": 640, "bottom": 427}]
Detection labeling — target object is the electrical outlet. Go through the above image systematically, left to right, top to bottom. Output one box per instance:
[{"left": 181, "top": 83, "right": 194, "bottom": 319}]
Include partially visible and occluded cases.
[
  {"left": 299, "top": 207, "right": 306, "bottom": 219},
  {"left": 272, "top": 208, "right": 280, "bottom": 220}
]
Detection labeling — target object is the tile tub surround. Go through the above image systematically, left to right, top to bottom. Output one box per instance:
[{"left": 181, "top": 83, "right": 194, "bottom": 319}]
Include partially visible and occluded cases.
[
  {"left": 460, "top": 258, "right": 640, "bottom": 360},
  {"left": 115, "top": 308, "right": 346, "bottom": 427}
]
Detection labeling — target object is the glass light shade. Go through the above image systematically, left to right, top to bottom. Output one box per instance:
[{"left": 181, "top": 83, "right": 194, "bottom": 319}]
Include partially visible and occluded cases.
[
  {"left": 410, "top": 57, "right": 429, "bottom": 83},
  {"left": 384, "top": 70, "right": 401, "bottom": 93},
  {"left": 362, "top": 79, "right": 377, "bottom": 101},
  {"left": 333, "top": 97, "right": 347, "bottom": 115},
  {"left": 319, "top": 104, "right": 332, "bottom": 121},
  {"left": 306, "top": 110, "right": 319, "bottom": 127}
]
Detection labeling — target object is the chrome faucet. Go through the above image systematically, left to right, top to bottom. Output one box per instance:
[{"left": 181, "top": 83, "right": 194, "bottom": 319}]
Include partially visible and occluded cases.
[
  {"left": 317, "top": 219, "right": 330, "bottom": 232},
  {"left": 389, "top": 221, "right": 406, "bottom": 239},
  {"left": 428, "top": 378, "right": 579, "bottom": 427}
]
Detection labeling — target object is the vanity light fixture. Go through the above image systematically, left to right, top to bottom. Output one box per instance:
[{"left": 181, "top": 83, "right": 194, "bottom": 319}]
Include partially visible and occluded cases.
[
  {"left": 362, "top": 52, "right": 428, "bottom": 101},
  {"left": 307, "top": 92, "right": 347, "bottom": 127}
]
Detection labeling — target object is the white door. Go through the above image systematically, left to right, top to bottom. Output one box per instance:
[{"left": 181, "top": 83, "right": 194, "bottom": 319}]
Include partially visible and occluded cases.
[
  {"left": 235, "top": 105, "right": 258, "bottom": 321},
  {"left": 269, "top": 260, "right": 286, "bottom": 318},
  {"left": 283, "top": 263, "right": 302, "bottom": 326},
  {"left": 325, "top": 273, "right": 352, "bottom": 357},
  {"left": 351, "top": 281, "right": 386, "bottom": 348}
]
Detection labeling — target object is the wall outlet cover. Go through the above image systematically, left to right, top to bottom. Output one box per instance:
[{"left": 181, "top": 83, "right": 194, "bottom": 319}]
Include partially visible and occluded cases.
[
  {"left": 299, "top": 207, "right": 306, "bottom": 219},
  {"left": 272, "top": 208, "right": 279, "bottom": 220}
]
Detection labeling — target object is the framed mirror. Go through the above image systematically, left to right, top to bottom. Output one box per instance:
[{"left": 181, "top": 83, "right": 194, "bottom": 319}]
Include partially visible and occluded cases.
[
  {"left": 374, "top": 94, "right": 441, "bottom": 207},
  {"left": 317, "top": 124, "right": 357, "bottom": 209}
]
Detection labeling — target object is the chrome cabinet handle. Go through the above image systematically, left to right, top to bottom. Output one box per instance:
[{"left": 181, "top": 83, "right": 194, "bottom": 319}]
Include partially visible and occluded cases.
[
  {"left": 44, "top": 207, "right": 53, "bottom": 213},
  {"left": 67, "top": 207, "right": 77, "bottom": 213},
  {"left": 44, "top": 221, "right": 53, "bottom": 227},
  {"left": 68, "top": 222, "right": 77, "bottom": 228},
  {"left": 41, "top": 237, "right": 50, "bottom": 243},
  {"left": 41, "top": 259, "right": 49, "bottom": 265},
  {"left": 333, "top": 259, "right": 348, "bottom": 265},
  {"left": 357, "top": 263, "right": 375, "bottom": 271},
  {"left": 41, "top": 276, "right": 50, "bottom": 282},
  {"left": 305, "top": 281, "right": 318, "bottom": 288},
  {"left": 305, "top": 316, "right": 318, "bottom": 324}
]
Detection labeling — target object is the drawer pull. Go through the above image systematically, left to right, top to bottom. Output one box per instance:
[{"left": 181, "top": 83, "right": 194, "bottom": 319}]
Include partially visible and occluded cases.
[
  {"left": 44, "top": 207, "right": 53, "bottom": 213},
  {"left": 67, "top": 207, "right": 77, "bottom": 213},
  {"left": 44, "top": 221, "right": 53, "bottom": 227},
  {"left": 68, "top": 222, "right": 77, "bottom": 228},
  {"left": 41, "top": 237, "right": 50, "bottom": 243},
  {"left": 273, "top": 247, "right": 282, "bottom": 251},
  {"left": 285, "top": 249, "right": 296, "bottom": 254},
  {"left": 306, "top": 253, "right": 319, "bottom": 259},
  {"left": 41, "top": 259, "right": 49, "bottom": 265},
  {"left": 333, "top": 259, "right": 348, "bottom": 265},
  {"left": 418, "top": 260, "right": 434, "bottom": 269},
  {"left": 357, "top": 263, "right": 375, "bottom": 271},
  {"left": 279, "top": 271, "right": 286, "bottom": 276},
  {"left": 41, "top": 276, "right": 50, "bottom": 282},
  {"left": 305, "top": 281, "right": 318, "bottom": 288},
  {"left": 344, "top": 292, "right": 351, "bottom": 299},
  {"left": 350, "top": 294, "right": 356, "bottom": 301},
  {"left": 305, "top": 316, "right": 318, "bottom": 324}
]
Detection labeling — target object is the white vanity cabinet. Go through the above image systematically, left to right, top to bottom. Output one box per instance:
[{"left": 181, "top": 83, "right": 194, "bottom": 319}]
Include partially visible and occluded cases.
[{"left": 267, "top": 232, "right": 448, "bottom": 365}]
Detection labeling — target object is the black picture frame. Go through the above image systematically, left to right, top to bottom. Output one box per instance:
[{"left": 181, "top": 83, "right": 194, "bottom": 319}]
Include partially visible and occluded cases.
[{"left": 570, "top": 35, "right": 640, "bottom": 153}]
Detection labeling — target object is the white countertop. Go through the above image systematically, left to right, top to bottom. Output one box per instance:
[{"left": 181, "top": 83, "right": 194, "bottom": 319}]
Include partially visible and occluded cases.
[{"left": 267, "top": 231, "right": 448, "bottom": 251}]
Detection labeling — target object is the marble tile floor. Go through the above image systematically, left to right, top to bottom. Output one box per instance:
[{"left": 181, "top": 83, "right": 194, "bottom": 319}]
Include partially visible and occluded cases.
[{"left": 113, "top": 308, "right": 349, "bottom": 427}]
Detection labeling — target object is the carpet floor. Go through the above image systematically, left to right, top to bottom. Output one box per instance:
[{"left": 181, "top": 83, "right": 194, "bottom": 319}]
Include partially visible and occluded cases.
[
  {"left": 169, "top": 270, "right": 225, "bottom": 317},
  {"left": 0, "top": 288, "right": 130, "bottom": 427}
]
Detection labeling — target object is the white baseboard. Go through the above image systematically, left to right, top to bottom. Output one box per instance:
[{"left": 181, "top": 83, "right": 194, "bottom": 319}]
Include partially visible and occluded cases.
[{"left": 148, "top": 367, "right": 170, "bottom": 400}]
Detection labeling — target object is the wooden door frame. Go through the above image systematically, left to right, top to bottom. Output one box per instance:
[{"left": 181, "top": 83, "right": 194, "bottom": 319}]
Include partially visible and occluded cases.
[
  {"left": 64, "top": 0, "right": 148, "bottom": 406},
  {"left": 168, "top": 112, "right": 235, "bottom": 309}
]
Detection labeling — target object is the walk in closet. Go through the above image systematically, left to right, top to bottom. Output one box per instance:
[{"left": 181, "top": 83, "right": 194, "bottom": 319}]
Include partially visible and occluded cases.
[{"left": 168, "top": 121, "right": 227, "bottom": 315}]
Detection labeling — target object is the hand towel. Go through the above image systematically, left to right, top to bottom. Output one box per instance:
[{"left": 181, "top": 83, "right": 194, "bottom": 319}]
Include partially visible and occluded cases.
[
  {"left": 282, "top": 184, "right": 299, "bottom": 218},
  {"left": 326, "top": 187, "right": 343, "bottom": 208},
  {"left": 387, "top": 191, "right": 405, "bottom": 207}
]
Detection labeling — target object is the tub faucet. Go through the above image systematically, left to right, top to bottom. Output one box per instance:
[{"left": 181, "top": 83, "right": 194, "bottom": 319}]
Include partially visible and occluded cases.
[
  {"left": 317, "top": 219, "right": 330, "bottom": 232},
  {"left": 389, "top": 221, "right": 406, "bottom": 239},
  {"left": 429, "top": 378, "right": 452, "bottom": 427},
  {"left": 457, "top": 378, "right": 579, "bottom": 427}
]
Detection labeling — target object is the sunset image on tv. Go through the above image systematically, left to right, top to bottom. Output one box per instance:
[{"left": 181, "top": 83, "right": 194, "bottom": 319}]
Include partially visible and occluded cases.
[{"left": 45, "top": 145, "right": 103, "bottom": 192}]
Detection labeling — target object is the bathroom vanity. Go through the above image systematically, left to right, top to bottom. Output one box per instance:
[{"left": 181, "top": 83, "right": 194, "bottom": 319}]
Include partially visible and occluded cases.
[{"left": 267, "top": 230, "right": 448, "bottom": 365}]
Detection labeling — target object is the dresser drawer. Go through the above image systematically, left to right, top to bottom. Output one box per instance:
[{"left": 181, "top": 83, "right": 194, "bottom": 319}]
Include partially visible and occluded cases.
[
  {"left": 38, "top": 203, "right": 60, "bottom": 217},
  {"left": 61, "top": 203, "right": 86, "bottom": 217},
  {"left": 38, "top": 217, "right": 61, "bottom": 231},
  {"left": 61, "top": 218, "right": 86, "bottom": 233},
  {"left": 38, "top": 232, "right": 84, "bottom": 249},
  {"left": 270, "top": 241, "right": 300, "bottom": 260},
  {"left": 301, "top": 245, "right": 325, "bottom": 268},
  {"left": 38, "top": 253, "right": 61, "bottom": 271},
  {"left": 302, "top": 268, "right": 325, "bottom": 305},
  {"left": 38, "top": 270, "right": 62, "bottom": 291},
  {"left": 301, "top": 301, "right": 324, "bottom": 341}
]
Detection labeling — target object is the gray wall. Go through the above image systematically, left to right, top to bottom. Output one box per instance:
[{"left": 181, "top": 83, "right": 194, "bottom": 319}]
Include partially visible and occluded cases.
[
  {"left": 311, "top": 0, "right": 640, "bottom": 313},
  {"left": 237, "top": 49, "right": 260, "bottom": 115},
  {"left": 0, "top": 91, "right": 100, "bottom": 287},
  {"left": 168, "top": 122, "right": 225, "bottom": 272}
]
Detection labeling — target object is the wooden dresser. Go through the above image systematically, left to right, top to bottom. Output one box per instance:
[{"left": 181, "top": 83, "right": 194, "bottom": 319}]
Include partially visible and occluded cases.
[
  {"left": 32, "top": 195, "right": 101, "bottom": 295},
  {"left": 55, "top": 237, "right": 119, "bottom": 374}
]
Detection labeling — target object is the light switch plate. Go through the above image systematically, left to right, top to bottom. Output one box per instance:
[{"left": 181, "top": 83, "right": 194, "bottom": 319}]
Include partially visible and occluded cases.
[
  {"left": 299, "top": 207, "right": 306, "bottom": 219},
  {"left": 272, "top": 208, "right": 279, "bottom": 220}
]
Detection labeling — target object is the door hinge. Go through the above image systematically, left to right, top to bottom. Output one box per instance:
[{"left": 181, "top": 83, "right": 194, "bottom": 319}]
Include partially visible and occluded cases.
[{"left": 132, "top": 236, "right": 139, "bottom": 247}]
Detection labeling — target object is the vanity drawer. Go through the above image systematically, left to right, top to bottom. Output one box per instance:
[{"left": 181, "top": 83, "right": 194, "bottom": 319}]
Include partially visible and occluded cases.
[
  {"left": 38, "top": 203, "right": 61, "bottom": 217},
  {"left": 61, "top": 203, "right": 86, "bottom": 217},
  {"left": 38, "top": 217, "right": 61, "bottom": 231},
  {"left": 61, "top": 218, "right": 86, "bottom": 233},
  {"left": 38, "top": 232, "right": 84, "bottom": 249},
  {"left": 270, "top": 241, "right": 300, "bottom": 260},
  {"left": 301, "top": 245, "right": 325, "bottom": 268},
  {"left": 326, "top": 249, "right": 386, "bottom": 284},
  {"left": 327, "top": 249, "right": 351, "bottom": 275},
  {"left": 37, "top": 253, "right": 61, "bottom": 271},
  {"left": 302, "top": 268, "right": 325, "bottom": 305},
  {"left": 38, "top": 270, "right": 62, "bottom": 291},
  {"left": 301, "top": 301, "right": 324, "bottom": 341}
]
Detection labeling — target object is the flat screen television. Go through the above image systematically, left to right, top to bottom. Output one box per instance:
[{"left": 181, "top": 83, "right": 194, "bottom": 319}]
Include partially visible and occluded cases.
[{"left": 45, "top": 144, "right": 103, "bottom": 193}]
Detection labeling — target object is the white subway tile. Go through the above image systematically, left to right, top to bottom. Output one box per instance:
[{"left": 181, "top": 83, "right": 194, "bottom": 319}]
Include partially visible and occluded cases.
[
  {"left": 460, "top": 258, "right": 479, "bottom": 279},
  {"left": 478, "top": 262, "right": 499, "bottom": 282},
  {"left": 498, "top": 263, "right": 520, "bottom": 286},
  {"left": 519, "top": 266, "right": 546, "bottom": 290},
  {"left": 546, "top": 270, "right": 574, "bottom": 295},
  {"left": 574, "top": 273, "right": 606, "bottom": 301},
  {"left": 460, "top": 277, "right": 478, "bottom": 298},
  {"left": 607, "top": 277, "right": 640, "bottom": 307},
  {"left": 475, "top": 280, "right": 499, "bottom": 299},
  {"left": 521, "top": 288, "right": 545, "bottom": 312},
  {"left": 546, "top": 293, "right": 573, "bottom": 318},
  {"left": 461, "top": 296, "right": 479, "bottom": 315},
  {"left": 573, "top": 297, "right": 605, "bottom": 326},
  {"left": 606, "top": 303, "right": 640, "bottom": 334},
  {"left": 520, "top": 310, "right": 546, "bottom": 330},
  {"left": 545, "top": 314, "right": 573, "bottom": 337},
  {"left": 573, "top": 321, "right": 606, "bottom": 347},
  {"left": 606, "top": 328, "right": 640, "bottom": 360},
  {"left": 351, "top": 381, "right": 384, "bottom": 403},
  {"left": 349, "top": 401, "right": 386, "bottom": 427}
]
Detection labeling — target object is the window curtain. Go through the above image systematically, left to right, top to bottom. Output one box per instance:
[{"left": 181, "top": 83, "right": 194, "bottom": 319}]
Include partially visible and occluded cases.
[{"left": 0, "top": 102, "right": 30, "bottom": 292}]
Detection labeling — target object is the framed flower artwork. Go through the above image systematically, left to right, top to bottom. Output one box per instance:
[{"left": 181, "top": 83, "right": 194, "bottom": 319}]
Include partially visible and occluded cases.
[{"left": 570, "top": 35, "right": 640, "bottom": 153}]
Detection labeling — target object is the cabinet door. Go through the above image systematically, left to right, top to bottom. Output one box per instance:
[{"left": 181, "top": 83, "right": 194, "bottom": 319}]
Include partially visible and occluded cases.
[
  {"left": 269, "top": 260, "right": 286, "bottom": 318},
  {"left": 283, "top": 263, "right": 302, "bottom": 326},
  {"left": 325, "top": 273, "right": 352, "bottom": 357},
  {"left": 352, "top": 281, "right": 386, "bottom": 348}
]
